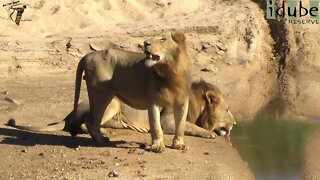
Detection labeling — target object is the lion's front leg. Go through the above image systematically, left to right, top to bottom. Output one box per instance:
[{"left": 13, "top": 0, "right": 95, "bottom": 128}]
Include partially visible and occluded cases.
[
  {"left": 172, "top": 99, "right": 189, "bottom": 150},
  {"left": 146, "top": 104, "right": 165, "bottom": 153},
  {"left": 185, "top": 122, "right": 217, "bottom": 139}
]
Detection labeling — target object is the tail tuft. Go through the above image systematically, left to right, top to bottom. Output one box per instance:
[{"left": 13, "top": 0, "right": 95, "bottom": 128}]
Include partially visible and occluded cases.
[{"left": 7, "top": 118, "right": 16, "bottom": 126}]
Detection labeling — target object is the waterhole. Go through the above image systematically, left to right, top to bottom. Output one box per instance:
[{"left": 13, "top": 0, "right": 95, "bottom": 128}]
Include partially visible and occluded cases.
[{"left": 232, "top": 115, "right": 319, "bottom": 180}]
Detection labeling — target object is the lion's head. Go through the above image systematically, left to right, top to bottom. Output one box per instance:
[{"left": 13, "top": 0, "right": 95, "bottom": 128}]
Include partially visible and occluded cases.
[
  {"left": 143, "top": 32, "right": 187, "bottom": 67},
  {"left": 191, "top": 80, "right": 236, "bottom": 136}
]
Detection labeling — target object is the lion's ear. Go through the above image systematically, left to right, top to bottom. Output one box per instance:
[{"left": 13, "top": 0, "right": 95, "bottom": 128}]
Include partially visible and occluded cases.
[
  {"left": 171, "top": 32, "right": 186, "bottom": 45},
  {"left": 205, "top": 91, "right": 220, "bottom": 107}
]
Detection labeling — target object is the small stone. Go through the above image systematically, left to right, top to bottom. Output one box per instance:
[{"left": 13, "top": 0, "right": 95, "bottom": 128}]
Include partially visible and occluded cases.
[
  {"left": 201, "top": 42, "right": 212, "bottom": 50},
  {"left": 216, "top": 42, "right": 227, "bottom": 51},
  {"left": 89, "top": 43, "right": 100, "bottom": 51},
  {"left": 216, "top": 50, "right": 225, "bottom": 55},
  {"left": 201, "top": 64, "right": 217, "bottom": 72},
  {"left": 1, "top": 90, "right": 8, "bottom": 95},
  {"left": 4, "top": 97, "right": 21, "bottom": 106},
  {"left": 128, "top": 148, "right": 136, "bottom": 154},
  {"left": 21, "top": 149, "right": 27, "bottom": 153},
  {"left": 137, "top": 151, "right": 146, "bottom": 155},
  {"left": 204, "top": 152, "right": 210, "bottom": 155},
  {"left": 38, "top": 153, "right": 44, "bottom": 156},
  {"left": 114, "top": 156, "right": 126, "bottom": 162},
  {"left": 100, "top": 160, "right": 106, "bottom": 164},
  {"left": 123, "top": 163, "right": 129, "bottom": 167},
  {"left": 140, "top": 165, "right": 146, "bottom": 170},
  {"left": 108, "top": 170, "right": 119, "bottom": 177},
  {"left": 136, "top": 170, "right": 147, "bottom": 177}
]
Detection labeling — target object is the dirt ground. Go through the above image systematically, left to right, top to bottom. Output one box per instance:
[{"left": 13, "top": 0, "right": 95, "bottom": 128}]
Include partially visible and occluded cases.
[
  {"left": 0, "top": 0, "right": 319, "bottom": 179},
  {"left": 0, "top": 74, "right": 254, "bottom": 179}
]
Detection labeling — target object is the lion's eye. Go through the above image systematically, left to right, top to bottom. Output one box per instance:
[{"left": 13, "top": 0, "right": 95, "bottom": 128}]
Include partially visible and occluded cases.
[{"left": 160, "top": 37, "right": 167, "bottom": 42}]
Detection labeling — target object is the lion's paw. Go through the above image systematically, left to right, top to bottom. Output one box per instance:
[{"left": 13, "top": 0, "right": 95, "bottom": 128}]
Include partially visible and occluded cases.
[
  {"left": 209, "top": 132, "right": 217, "bottom": 139},
  {"left": 94, "top": 137, "right": 111, "bottom": 146},
  {"left": 172, "top": 138, "right": 187, "bottom": 150},
  {"left": 145, "top": 139, "right": 165, "bottom": 153},
  {"left": 172, "top": 143, "right": 187, "bottom": 150},
  {"left": 146, "top": 144, "right": 165, "bottom": 153}
]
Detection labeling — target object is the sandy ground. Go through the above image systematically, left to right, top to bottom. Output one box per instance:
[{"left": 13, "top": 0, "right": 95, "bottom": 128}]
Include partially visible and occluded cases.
[
  {"left": 0, "top": 0, "right": 319, "bottom": 179},
  {"left": 0, "top": 75, "right": 254, "bottom": 179}
]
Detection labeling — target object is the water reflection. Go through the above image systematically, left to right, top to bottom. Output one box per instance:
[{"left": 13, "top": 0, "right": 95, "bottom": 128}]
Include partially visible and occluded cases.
[{"left": 231, "top": 115, "right": 319, "bottom": 180}]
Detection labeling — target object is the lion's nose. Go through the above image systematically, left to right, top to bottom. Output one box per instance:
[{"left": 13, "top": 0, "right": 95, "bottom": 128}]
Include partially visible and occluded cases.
[{"left": 144, "top": 40, "right": 151, "bottom": 46}]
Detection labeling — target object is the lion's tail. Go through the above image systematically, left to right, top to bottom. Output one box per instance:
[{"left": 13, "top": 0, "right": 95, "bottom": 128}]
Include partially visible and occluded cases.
[
  {"left": 74, "top": 57, "right": 85, "bottom": 113},
  {"left": 6, "top": 118, "right": 65, "bottom": 132}
]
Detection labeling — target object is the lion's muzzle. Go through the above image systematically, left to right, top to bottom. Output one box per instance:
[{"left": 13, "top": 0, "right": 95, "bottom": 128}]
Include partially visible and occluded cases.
[{"left": 143, "top": 41, "right": 161, "bottom": 61}]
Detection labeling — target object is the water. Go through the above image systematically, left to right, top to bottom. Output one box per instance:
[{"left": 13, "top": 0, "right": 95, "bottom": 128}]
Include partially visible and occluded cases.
[{"left": 231, "top": 115, "right": 319, "bottom": 180}]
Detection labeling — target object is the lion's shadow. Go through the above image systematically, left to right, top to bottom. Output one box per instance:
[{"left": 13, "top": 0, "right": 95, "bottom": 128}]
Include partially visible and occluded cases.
[{"left": 0, "top": 127, "right": 141, "bottom": 149}]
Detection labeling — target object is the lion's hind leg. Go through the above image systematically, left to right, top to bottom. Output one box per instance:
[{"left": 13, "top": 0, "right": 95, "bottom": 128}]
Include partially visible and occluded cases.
[
  {"left": 86, "top": 83, "right": 115, "bottom": 145},
  {"left": 69, "top": 100, "right": 90, "bottom": 136}
]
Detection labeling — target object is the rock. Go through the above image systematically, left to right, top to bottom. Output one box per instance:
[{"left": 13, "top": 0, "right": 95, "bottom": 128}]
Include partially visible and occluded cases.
[
  {"left": 154, "top": 0, "right": 166, "bottom": 7},
  {"left": 50, "top": 5, "right": 60, "bottom": 14},
  {"left": 66, "top": 38, "right": 72, "bottom": 50},
  {"left": 201, "top": 42, "right": 212, "bottom": 50},
  {"left": 216, "top": 42, "right": 227, "bottom": 51},
  {"left": 89, "top": 43, "right": 99, "bottom": 51},
  {"left": 216, "top": 49, "right": 225, "bottom": 55},
  {"left": 200, "top": 64, "right": 217, "bottom": 72},
  {"left": 1, "top": 90, "right": 8, "bottom": 95},
  {"left": 4, "top": 97, "right": 21, "bottom": 106},
  {"left": 128, "top": 148, "right": 136, "bottom": 154},
  {"left": 21, "top": 149, "right": 27, "bottom": 153},
  {"left": 114, "top": 156, "right": 126, "bottom": 162},
  {"left": 108, "top": 170, "right": 119, "bottom": 177}
]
